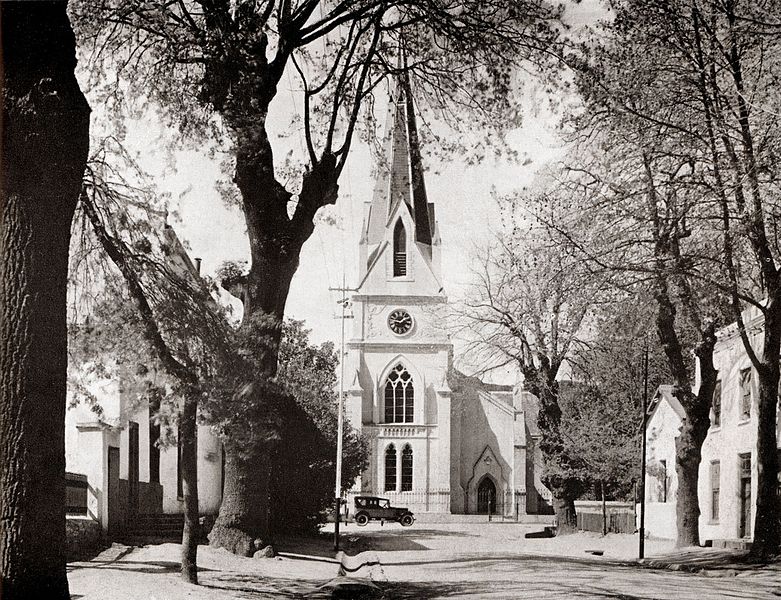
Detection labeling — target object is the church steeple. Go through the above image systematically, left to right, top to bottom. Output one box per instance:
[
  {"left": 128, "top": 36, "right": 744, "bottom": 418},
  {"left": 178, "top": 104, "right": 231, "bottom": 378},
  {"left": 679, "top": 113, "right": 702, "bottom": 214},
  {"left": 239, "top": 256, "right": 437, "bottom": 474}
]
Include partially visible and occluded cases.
[{"left": 364, "top": 75, "right": 434, "bottom": 250}]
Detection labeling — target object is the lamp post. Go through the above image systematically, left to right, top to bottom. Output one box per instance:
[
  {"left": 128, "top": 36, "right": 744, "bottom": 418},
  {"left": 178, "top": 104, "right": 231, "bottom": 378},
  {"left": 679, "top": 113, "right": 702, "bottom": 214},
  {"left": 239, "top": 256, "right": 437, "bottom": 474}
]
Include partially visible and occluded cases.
[
  {"left": 330, "top": 275, "right": 354, "bottom": 552},
  {"left": 639, "top": 342, "right": 649, "bottom": 560}
]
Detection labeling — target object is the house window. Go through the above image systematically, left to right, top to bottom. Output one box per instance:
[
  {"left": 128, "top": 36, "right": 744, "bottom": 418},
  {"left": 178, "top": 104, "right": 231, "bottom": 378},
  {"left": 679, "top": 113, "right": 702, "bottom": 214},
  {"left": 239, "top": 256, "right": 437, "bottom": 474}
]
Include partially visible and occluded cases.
[
  {"left": 393, "top": 220, "right": 407, "bottom": 277},
  {"left": 384, "top": 363, "right": 414, "bottom": 423},
  {"left": 740, "top": 368, "right": 752, "bottom": 420},
  {"left": 712, "top": 380, "right": 722, "bottom": 427},
  {"left": 384, "top": 444, "right": 397, "bottom": 492},
  {"left": 401, "top": 444, "right": 413, "bottom": 491},
  {"left": 739, "top": 453, "right": 752, "bottom": 538},
  {"left": 658, "top": 459, "right": 668, "bottom": 503},
  {"left": 710, "top": 461, "right": 720, "bottom": 521}
]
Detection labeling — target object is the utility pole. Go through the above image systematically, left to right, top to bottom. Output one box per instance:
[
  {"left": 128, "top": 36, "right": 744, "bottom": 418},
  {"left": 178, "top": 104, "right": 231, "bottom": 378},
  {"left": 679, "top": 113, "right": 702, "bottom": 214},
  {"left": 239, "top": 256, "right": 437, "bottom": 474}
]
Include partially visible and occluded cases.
[
  {"left": 330, "top": 275, "right": 355, "bottom": 552},
  {"left": 639, "top": 342, "right": 649, "bottom": 560}
]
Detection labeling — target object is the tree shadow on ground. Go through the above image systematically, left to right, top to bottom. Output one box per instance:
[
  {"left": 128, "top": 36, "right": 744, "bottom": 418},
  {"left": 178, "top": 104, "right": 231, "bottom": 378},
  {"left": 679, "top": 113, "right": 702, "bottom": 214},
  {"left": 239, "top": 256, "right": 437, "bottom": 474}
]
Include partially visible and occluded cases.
[
  {"left": 277, "top": 527, "right": 465, "bottom": 557},
  {"left": 644, "top": 547, "right": 781, "bottom": 572},
  {"left": 379, "top": 554, "right": 771, "bottom": 600},
  {"left": 67, "top": 559, "right": 218, "bottom": 574},
  {"left": 200, "top": 572, "right": 333, "bottom": 599}
]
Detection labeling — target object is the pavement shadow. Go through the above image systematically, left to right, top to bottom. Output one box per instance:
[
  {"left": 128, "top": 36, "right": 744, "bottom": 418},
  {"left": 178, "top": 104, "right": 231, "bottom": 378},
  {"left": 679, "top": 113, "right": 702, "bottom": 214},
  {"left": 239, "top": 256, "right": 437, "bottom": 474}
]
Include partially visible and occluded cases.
[
  {"left": 279, "top": 529, "right": 447, "bottom": 557},
  {"left": 379, "top": 554, "right": 772, "bottom": 600},
  {"left": 67, "top": 559, "right": 218, "bottom": 574},
  {"left": 200, "top": 572, "right": 332, "bottom": 599}
]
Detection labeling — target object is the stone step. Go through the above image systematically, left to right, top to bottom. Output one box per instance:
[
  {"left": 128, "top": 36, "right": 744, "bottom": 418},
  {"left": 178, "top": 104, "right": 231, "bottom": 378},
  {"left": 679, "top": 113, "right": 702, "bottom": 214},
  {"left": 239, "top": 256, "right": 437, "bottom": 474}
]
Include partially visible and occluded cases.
[
  {"left": 132, "top": 514, "right": 185, "bottom": 522},
  {"left": 118, "top": 535, "right": 182, "bottom": 546},
  {"left": 707, "top": 538, "right": 753, "bottom": 551}
]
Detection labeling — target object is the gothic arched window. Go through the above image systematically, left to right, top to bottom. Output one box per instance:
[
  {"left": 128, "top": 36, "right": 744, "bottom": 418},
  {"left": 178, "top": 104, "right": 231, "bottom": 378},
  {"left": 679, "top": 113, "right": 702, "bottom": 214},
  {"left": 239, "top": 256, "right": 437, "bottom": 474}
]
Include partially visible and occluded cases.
[
  {"left": 393, "top": 220, "right": 407, "bottom": 276},
  {"left": 384, "top": 363, "right": 414, "bottom": 423},
  {"left": 384, "top": 444, "right": 397, "bottom": 492},
  {"left": 401, "top": 444, "right": 413, "bottom": 491}
]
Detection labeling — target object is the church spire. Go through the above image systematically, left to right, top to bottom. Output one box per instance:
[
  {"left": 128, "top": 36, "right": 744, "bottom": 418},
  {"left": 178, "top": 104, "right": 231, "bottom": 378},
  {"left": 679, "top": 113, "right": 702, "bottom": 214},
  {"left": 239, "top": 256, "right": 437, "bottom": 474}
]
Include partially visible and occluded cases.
[{"left": 364, "top": 73, "right": 434, "bottom": 248}]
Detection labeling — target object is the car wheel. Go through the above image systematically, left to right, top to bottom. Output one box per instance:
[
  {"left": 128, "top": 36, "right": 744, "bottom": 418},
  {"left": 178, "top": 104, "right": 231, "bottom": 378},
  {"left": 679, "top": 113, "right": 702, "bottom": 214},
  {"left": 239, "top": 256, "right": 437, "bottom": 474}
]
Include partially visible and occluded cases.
[
  {"left": 355, "top": 513, "right": 369, "bottom": 526},
  {"left": 400, "top": 514, "right": 414, "bottom": 527}
]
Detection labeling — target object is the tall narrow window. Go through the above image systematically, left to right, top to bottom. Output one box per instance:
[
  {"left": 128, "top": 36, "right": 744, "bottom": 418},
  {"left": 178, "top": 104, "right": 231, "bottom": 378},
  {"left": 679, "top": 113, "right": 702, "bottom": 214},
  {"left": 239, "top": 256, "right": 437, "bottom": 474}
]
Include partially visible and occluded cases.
[
  {"left": 393, "top": 220, "right": 407, "bottom": 277},
  {"left": 384, "top": 363, "right": 414, "bottom": 423},
  {"left": 740, "top": 368, "right": 752, "bottom": 420},
  {"left": 712, "top": 379, "right": 722, "bottom": 427},
  {"left": 149, "top": 397, "right": 160, "bottom": 485},
  {"left": 176, "top": 424, "right": 183, "bottom": 498},
  {"left": 384, "top": 444, "right": 397, "bottom": 492},
  {"left": 401, "top": 445, "right": 413, "bottom": 491},
  {"left": 739, "top": 453, "right": 752, "bottom": 537},
  {"left": 659, "top": 459, "right": 668, "bottom": 503},
  {"left": 710, "top": 461, "right": 720, "bottom": 521}
]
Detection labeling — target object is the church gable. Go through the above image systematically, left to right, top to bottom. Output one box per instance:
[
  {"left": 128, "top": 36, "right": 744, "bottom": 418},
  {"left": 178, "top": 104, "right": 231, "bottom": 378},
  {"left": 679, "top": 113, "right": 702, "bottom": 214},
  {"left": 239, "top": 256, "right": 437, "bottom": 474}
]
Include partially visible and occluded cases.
[{"left": 359, "top": 200, "right": 442, "bottom": 297}]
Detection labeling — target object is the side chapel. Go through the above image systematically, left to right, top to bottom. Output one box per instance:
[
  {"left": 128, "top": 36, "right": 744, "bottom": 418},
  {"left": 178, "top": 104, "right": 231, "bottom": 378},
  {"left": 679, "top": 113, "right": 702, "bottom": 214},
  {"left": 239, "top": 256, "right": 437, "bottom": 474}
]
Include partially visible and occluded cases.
[{"left": 343, "top": 78, "right": 551, "bottom": 517}]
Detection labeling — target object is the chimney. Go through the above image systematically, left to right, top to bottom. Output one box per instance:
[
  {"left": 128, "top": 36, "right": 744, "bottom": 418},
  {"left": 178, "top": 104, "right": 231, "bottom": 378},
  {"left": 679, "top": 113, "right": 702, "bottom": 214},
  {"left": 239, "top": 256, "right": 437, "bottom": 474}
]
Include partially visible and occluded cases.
[{"left": 194, "top": 257, "right": 202, "bottom": 274}]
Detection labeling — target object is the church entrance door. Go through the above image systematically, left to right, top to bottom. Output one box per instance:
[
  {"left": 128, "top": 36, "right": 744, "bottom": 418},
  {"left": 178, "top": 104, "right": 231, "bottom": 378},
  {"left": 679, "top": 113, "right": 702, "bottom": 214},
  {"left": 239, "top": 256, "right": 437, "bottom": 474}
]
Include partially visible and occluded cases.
[{"left": 477, "top": 477, "right": 496, "bottom": 514}]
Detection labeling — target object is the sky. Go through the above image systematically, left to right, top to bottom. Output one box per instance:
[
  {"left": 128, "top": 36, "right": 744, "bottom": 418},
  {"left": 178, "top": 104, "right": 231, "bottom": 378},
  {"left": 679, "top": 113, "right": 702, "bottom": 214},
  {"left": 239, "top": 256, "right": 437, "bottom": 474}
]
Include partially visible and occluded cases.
[{"left": 90, "top": 0, "right": 605, "bottom": 384}]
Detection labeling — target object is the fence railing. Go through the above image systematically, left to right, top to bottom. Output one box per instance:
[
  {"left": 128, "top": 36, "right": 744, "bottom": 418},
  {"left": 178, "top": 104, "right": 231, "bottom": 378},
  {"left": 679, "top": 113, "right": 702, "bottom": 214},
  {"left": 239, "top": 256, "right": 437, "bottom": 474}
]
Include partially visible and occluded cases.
[
  {"left": 345, "top": 489, "right": 529, "bottom": 519},
  {"left": 346, "top": 489, "right": 451, "bottom": 514},
  {"left": 576, "top": 510, "right": 635, "bottom": 534}
]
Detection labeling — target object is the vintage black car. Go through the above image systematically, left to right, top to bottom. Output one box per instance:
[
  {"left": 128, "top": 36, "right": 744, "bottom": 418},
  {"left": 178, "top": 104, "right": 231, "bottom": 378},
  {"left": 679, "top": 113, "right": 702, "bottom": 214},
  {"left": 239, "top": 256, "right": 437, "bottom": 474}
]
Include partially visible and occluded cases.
[{"left": 353, "top": 496, "right": 414, "bottom": 527}]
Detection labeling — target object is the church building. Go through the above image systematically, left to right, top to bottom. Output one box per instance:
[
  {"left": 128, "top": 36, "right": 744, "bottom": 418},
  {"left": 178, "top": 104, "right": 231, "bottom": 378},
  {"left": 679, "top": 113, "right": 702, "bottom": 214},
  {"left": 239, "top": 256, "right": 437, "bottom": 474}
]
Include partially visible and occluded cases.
[{"left": 344, "top": 79, "right": 551, "bottom": 518}]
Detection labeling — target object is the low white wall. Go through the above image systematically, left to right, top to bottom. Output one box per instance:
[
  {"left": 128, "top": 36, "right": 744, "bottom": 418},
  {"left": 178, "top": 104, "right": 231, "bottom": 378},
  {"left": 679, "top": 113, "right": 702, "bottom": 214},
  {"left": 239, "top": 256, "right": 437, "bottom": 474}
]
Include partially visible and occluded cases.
[{"left": 637, "top": 502, "right": 676, "bottom": 539}]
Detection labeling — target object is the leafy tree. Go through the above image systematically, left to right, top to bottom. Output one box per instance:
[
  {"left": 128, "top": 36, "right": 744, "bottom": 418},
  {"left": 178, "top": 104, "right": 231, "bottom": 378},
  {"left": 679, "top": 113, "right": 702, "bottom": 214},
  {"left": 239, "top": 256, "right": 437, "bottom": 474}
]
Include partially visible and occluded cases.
[
  {"left": 70, "top": 0, "right": 563, "bottom": 549},
  {"left": 563, "top": 0, "right": 781, "bottom": 556},
  {"left": 0, "top": 2, "right": 90, "bottom": 597},
  {"left": 74, "top": 140, "right": 233, "bottom": 582},
  {"left": 75, "top": 141, "right": 367, "bottom": 558},
  {"left": 458, "top": 197, "right": 611, "bottom": 534},
  {"left": 564, "top": 296, "right": 672, "bottom": 504},
  {"left": 270, "top": 319, "right": 368, "bottom": 535}
]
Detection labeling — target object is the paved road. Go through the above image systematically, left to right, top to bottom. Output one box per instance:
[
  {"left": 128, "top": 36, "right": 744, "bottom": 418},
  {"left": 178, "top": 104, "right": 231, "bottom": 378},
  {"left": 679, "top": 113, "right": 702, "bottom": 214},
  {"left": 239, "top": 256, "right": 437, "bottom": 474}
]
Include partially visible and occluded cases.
[
  {"left": 327, "top": 522, "right": 781, "bottom": 599},
  {"left": 67, "top": 524, "right": 781, "bottom": 599}
]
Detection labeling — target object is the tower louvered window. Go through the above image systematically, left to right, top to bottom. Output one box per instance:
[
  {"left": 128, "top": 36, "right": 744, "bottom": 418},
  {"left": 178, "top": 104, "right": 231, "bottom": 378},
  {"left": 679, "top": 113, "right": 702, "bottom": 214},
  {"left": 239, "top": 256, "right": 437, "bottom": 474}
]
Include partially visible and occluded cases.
[
  {"left": 393, "top": 220, "right": 407, "bottom": 276},
  {"left": 384, "top": 363, "right": 414, "bottom": 423},
  {"left": 384, "top": 444, "right": 397, "bottom": 492}
]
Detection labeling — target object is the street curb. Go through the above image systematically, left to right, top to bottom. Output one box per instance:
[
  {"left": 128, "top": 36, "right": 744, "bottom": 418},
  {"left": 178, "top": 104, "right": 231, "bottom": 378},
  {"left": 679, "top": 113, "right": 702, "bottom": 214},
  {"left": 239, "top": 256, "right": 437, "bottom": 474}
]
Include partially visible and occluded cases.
[{"left": 637, "top": 559, "right": 703, "bottom": 573}]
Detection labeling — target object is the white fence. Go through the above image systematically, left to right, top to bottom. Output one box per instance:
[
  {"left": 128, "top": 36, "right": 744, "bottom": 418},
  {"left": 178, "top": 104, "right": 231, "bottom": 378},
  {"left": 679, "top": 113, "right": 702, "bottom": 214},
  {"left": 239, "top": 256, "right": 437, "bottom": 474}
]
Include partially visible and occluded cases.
[{"left": 346, "top": 489, "right": 451, "bottom": 514}]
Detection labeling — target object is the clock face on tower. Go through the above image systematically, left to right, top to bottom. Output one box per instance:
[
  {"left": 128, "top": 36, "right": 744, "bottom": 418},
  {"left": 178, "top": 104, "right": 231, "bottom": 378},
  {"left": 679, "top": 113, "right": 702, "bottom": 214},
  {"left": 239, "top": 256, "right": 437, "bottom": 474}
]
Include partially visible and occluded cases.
[{"left": 388, "top": 309, "right": 413, "bottom": 335}]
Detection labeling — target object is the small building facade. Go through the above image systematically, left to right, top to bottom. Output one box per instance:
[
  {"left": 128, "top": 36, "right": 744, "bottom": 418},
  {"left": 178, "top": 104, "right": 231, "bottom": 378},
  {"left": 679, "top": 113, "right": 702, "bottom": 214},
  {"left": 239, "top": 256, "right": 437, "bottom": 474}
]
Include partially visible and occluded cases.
[
  {"left": 344, "top": 79, "right": 550, "bottom": 517},
  {"left": 65, "top": 226, "right": 224, "bottom": 534},
  {"left": 643, "top": 306, "right": 781, "bottom": 542}
]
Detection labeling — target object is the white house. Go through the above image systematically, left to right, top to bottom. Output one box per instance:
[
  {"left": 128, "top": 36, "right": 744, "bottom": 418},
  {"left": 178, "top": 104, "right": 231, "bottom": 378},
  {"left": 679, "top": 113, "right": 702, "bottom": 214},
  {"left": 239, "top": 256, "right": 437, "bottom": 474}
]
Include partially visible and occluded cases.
[
  {"left": 343, "top": 78, "right": 550, "bottom": 517},
  {"left": 65, "top": 225, "right": 224, "bottom": 535},
  {"left": 643, "top": 306, "right": 781, "bottom": 544}
]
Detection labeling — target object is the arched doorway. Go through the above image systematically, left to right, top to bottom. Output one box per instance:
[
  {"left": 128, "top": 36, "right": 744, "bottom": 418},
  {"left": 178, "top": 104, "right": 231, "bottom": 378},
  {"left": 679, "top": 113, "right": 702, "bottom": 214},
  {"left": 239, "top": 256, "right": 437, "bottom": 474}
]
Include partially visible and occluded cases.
[{"left": 477, "top": 476, "right": 496, "bottom": 514}]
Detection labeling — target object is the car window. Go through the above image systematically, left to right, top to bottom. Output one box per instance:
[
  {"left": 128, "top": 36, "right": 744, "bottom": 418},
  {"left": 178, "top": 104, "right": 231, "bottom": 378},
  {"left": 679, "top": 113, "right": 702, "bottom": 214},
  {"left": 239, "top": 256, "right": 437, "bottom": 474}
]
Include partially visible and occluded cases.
[
  {"left": 356, "top": 499, "right": 366, "bottom": 508},
  {"left": 380, "top": 500, "right": 389, "bottom": 508}
]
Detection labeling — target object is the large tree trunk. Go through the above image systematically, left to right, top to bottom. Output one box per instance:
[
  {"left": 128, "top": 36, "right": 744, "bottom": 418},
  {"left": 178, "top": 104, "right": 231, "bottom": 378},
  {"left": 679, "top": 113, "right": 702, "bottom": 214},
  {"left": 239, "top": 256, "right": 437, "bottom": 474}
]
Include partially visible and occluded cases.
[
  {"left": 0, "top": 2, "right": 90, "bottom": 597},
  {"left": 211, "top": 125, "right": 337, "bottom": 551},
  {"left": 750, "top": 299, "right": 781, "bottom": 560},
  {"left": 673, "top": 338, "right": 715, "bottom": 548},
  {"left": 533, "top": 375, "right": 583, "bottom": 536},
  {"left": 180, "top": 394, "right": 200, "bottom": 583},
  {"left": 673, "top": 436, "right": 705, "bottom": 547},
  {"left": 210, "top": 443, "right": 271, "bottom": 555},
  {"left": 552, "top": 488, "right": 578, "bottom": 535}
]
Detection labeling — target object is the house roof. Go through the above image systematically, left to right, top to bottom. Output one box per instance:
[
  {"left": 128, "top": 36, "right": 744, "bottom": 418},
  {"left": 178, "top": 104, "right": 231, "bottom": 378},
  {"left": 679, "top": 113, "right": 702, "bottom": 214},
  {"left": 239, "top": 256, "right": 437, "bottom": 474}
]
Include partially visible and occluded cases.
[{"left": 646, "top": 384, "right": 685, "bottom": 423}]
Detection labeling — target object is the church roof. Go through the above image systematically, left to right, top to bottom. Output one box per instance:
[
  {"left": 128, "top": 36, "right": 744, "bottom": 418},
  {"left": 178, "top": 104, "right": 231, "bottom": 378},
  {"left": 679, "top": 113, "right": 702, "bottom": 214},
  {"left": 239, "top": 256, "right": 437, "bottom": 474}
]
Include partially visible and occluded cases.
[{"left": 364, "top": 75, "right": 434, "bottom": 248}]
